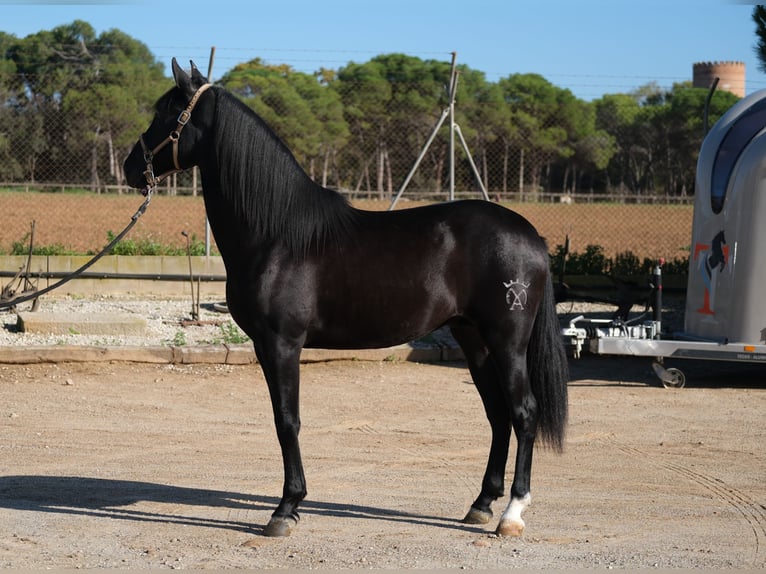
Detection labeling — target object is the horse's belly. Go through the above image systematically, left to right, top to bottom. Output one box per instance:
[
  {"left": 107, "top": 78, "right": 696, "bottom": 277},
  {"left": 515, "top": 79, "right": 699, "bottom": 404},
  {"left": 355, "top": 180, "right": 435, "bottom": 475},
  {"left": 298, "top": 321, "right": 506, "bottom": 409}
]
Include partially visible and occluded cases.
[{"left": 306, "top": 287, "right": 454, "bottom": 349}]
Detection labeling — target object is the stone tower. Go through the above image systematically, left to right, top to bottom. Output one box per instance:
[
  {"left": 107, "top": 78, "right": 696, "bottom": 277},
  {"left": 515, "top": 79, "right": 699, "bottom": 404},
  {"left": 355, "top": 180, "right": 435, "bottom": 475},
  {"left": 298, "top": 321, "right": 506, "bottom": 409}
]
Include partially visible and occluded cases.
[{"left": 693, "top": 61, "right": 745, "bottom": 98}]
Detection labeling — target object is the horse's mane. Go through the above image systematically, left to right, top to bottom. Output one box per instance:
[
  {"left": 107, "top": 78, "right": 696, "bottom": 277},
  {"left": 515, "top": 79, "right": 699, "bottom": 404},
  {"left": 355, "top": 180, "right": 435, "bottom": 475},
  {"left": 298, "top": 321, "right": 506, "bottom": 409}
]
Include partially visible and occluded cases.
[{"left": 211, "top": 87, "right": 358, "bottom": 257}]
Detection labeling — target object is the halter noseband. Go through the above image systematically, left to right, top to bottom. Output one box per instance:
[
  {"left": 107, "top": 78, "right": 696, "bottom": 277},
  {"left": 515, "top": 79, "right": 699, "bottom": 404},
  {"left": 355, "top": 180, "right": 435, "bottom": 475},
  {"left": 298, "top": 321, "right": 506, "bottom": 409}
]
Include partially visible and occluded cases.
[{"left": 140, "top": 82, "right": 212, "bottom": 193}]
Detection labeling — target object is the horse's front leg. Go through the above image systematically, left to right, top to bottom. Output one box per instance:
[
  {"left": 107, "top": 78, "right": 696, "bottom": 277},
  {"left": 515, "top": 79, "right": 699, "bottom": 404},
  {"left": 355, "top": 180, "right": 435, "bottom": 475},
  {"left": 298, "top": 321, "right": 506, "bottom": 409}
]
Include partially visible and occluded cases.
[{"left": 256, "top": 339, "right": 307, "bottom": 537}]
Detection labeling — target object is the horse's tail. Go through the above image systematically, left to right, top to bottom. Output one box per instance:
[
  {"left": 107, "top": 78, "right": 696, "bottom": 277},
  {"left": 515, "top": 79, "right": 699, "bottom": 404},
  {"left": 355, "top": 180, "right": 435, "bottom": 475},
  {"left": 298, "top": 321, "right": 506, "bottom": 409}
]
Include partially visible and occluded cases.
[{"left": 527, "top": 271, "right": 569, "bottom": 451}]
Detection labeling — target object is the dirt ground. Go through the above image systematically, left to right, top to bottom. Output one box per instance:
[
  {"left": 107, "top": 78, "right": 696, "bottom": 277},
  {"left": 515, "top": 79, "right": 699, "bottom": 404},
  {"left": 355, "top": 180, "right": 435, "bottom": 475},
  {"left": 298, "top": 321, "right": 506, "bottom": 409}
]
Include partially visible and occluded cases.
[{"left": 0, "top": 356, "right": 764, "bottom": 569}]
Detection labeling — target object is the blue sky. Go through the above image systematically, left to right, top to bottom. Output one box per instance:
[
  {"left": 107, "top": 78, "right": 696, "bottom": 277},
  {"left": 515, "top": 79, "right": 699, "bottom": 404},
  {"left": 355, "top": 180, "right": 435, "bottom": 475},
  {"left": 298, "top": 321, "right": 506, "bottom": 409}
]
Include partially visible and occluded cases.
[{"left": 0, "top": 0, "right": 761, "bottom": 100}]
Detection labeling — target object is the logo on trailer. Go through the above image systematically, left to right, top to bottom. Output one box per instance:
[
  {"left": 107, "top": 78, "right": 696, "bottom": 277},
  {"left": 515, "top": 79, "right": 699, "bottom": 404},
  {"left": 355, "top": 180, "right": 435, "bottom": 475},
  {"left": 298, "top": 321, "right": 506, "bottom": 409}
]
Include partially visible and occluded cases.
[
  {"left": 693, "top": 230, "right": 728, "bottom": 316},
  {"left": 503, "top": 279, "right": 530, "bottom": 311}
]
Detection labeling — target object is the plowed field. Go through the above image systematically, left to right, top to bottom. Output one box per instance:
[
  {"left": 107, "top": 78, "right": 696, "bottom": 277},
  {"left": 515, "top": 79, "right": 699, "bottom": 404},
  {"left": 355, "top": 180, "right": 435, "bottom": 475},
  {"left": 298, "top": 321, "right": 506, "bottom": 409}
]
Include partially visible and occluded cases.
[{"left": 2, "top": 193, "right": 692, "bottom": 260}]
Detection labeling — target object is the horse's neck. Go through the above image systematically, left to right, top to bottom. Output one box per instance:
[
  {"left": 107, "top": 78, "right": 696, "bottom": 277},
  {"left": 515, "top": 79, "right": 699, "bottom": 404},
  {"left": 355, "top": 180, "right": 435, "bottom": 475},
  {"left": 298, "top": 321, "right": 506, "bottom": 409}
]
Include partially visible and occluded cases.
[
  {"left": 198, "top": 110, "right": 355, "bottom": 258},
  {"left": 198, "top": 173, "right": 246, "bottom": 255}
]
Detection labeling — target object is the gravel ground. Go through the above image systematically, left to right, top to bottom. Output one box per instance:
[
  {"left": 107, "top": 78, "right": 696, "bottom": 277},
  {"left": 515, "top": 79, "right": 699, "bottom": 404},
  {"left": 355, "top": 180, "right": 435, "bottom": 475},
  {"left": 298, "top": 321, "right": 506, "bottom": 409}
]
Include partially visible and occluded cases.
[
  {"left": 1, "top": 293, "right": 676, "bottom": 350},
  {"left": 0, "top": 295, "right": 238, "bottom": 348}
]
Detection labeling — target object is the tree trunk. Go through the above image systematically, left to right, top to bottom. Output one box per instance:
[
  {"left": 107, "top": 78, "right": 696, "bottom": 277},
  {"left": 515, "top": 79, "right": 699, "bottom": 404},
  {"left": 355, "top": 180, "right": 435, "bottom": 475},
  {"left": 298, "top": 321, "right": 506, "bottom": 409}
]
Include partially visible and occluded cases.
[
  {"left": 90, "top": 129, "right": 100, "bottom": 193},
  {"left": 106, "top": 131, "right": 116, "bottom": 191},
  {"left": 377, "top": 142, "right": 385, "bottom": 199},
  {"left": 502, "top": 142, "right": 509, "bottom": 195},
  {"left": 322, "top": 148, "right": 330, "bottom": 188},
  {"left": 384, "top": 148, "right": 393, "bottom": 197}
]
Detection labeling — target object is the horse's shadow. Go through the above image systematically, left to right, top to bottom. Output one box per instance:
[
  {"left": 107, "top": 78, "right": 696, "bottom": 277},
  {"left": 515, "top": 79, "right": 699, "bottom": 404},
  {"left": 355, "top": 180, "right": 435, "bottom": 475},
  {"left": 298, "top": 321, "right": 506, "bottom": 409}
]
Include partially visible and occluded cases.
[{"left": 0, "top": 475, "right": 482, "bottom": 535}]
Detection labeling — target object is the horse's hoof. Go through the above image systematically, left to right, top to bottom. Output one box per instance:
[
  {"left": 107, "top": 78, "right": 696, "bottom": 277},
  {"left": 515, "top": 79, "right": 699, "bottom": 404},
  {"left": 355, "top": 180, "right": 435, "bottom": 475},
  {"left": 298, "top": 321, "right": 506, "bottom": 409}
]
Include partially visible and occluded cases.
[
  {"left": 462, "top": 507, "right": 493, "bottom": 525},
  {"left": 263, "top": 516, "right": 297, "bottom": 537},
  {"left": 496, "top": 518, "right": 525, "bottom": 537}
]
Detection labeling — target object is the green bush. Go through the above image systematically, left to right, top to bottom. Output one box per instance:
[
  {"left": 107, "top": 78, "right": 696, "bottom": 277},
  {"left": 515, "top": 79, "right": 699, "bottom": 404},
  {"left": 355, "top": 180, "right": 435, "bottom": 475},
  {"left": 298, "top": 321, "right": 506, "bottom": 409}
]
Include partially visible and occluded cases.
[
  {"left": 4, "top": 230, "right": 213, "bottom": 257},
  {"left": 104, "top": 231, "right": 208, "bottom": 256},
  {"left": 10, "top": 237, "right": 77, "bottom": 256},
  {"left": 551, "top": 243, "right": 688, "bottom": 277},
  {"left": 551, "top": 243, "right": 608, "bottom": 275}
]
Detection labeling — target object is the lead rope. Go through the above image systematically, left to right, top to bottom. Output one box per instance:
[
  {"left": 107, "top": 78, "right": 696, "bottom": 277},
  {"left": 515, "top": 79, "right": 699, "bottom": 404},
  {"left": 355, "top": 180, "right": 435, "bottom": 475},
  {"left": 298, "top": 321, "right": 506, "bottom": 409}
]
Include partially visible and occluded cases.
[{"left": 0, "top": 188, "right": 154, "bottom": 310}]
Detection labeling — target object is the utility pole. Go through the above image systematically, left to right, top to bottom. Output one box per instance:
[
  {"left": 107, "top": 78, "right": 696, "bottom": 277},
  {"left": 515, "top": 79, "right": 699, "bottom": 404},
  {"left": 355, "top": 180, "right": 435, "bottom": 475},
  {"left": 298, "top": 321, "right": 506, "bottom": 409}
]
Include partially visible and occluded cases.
[{"left": 389, "top": 52, "right": 489, "bottom": 210}]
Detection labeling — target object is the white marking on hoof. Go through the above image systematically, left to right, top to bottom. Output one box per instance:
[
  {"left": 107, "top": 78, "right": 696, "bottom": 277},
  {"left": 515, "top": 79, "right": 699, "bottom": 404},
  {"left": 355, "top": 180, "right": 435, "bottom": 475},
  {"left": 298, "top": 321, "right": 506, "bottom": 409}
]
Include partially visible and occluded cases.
[
  {"left": 496, "top": 493, "right": 531, "bottom": 537},
  {"left": 496, "top": 518, "right": 525, "bottom": 537}
]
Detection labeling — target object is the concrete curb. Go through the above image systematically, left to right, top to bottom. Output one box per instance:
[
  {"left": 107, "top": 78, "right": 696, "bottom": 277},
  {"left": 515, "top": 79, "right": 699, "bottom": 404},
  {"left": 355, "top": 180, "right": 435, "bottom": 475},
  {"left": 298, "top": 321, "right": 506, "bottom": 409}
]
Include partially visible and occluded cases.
[
  {"left": 17, "top": 311, "right": 148, "bottom": 337},
  {"left": 0, "top": 343, "right": 465, "bottom": 365}
]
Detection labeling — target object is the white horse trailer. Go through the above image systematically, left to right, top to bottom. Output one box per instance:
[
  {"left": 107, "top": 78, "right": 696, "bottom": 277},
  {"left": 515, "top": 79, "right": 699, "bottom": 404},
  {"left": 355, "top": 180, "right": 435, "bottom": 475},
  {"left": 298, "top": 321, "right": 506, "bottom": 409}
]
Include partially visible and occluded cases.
[{"left": 564, "top": 88, "right": 766, "bottom": 387}]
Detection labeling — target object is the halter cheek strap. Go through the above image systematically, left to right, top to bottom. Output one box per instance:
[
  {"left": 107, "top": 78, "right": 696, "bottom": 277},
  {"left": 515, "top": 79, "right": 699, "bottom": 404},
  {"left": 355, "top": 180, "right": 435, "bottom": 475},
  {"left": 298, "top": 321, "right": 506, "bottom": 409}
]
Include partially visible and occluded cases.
[{"left": 140, "top": 82, "right": 212, "bottom": 192}]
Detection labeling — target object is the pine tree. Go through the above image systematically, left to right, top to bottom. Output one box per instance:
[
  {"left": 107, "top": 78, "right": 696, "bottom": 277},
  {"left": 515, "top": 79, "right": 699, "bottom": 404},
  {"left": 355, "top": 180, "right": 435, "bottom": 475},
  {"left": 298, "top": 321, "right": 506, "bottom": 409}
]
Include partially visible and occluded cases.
[{"left": 752, "top": 6, "right": 766, "bottom": 73}]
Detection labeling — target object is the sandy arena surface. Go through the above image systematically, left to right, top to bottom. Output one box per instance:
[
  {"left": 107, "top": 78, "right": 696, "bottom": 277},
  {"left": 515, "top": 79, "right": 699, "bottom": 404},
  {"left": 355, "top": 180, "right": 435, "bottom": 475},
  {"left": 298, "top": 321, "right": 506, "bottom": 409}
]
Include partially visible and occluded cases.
[{"left": 0, "top": 356, "right": 764, "bottom": 569}]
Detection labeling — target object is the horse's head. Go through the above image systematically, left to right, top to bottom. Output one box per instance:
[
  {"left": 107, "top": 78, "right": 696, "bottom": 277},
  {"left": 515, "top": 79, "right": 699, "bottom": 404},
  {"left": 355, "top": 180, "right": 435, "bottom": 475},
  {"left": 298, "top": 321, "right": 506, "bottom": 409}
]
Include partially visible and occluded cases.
[{"left": 124, "top": 58, "right": 213, "bottom": 193}]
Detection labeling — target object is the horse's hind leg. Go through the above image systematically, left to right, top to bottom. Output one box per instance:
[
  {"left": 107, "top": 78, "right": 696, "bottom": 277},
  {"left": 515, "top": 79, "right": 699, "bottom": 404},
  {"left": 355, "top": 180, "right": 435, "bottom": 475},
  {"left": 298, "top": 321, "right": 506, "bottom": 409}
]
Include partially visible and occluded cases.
[
  {"left": 458, "top": 311, "right": 540, "bottom": 537},
  {"left": 450, "top": 324, "right": 511, "bottom": 526},
  {"left": 489, "top": 344, "right": 537, "bottom": 537}
]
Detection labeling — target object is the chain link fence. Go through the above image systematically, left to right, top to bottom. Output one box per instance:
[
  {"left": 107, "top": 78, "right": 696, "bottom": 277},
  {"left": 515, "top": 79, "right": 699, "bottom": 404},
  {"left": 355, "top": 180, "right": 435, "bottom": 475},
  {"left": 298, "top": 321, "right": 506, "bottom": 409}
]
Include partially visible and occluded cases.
[{"left": 2, "top": 75, "right": 727, "bottom": 270}]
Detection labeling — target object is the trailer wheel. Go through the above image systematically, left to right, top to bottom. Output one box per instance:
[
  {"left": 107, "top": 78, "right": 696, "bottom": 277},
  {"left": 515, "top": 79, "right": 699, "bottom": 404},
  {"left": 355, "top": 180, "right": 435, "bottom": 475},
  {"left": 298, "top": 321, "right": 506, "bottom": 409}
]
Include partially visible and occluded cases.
[{"left": 661, "top": 367, "right": 686, "bottom": 389}]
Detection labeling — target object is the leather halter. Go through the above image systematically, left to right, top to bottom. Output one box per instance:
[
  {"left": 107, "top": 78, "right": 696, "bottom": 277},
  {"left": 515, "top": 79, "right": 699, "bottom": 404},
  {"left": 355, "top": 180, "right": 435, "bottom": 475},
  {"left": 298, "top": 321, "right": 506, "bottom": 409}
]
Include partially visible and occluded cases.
[{"left": 140, "top": 82, "right": 212, "bottom": 192}]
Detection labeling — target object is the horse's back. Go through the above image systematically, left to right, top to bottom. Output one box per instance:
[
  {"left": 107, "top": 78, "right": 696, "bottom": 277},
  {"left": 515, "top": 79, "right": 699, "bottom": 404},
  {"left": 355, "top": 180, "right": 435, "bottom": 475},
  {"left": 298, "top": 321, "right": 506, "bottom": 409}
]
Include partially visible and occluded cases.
[
  {"left": 359, "top": 199, "right": 546, "bottom": 255},
  {"left": 401, "top": 200, "right": 550, "bottom": 277}
]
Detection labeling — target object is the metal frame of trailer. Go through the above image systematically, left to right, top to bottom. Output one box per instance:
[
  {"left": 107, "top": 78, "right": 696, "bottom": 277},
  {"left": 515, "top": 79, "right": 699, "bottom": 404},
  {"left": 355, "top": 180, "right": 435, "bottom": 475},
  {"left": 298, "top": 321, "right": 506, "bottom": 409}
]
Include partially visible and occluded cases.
[
  {"left": 563, "top": 86, "right": 766, "bottom": 387},
  {"left": 562, "top": 263, "right": 766, "bottom": 388},
  {"left": 563, "top": 304, "right": 766, "bottom": 389}
]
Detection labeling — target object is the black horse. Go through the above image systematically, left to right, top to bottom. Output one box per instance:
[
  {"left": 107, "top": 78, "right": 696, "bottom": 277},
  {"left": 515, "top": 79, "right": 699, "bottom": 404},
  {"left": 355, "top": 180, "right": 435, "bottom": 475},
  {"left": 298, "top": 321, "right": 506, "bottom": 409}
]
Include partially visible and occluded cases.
[{"left": 124, "top": 59, "right": 568, "bottom": 538}]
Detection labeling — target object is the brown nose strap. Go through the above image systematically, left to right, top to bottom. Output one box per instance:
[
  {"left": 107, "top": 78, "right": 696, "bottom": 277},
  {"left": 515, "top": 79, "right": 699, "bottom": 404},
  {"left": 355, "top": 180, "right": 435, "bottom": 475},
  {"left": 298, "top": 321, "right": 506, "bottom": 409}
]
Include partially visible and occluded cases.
[{"left": 139, "top": 82, "right": 212, "bottom": 189}]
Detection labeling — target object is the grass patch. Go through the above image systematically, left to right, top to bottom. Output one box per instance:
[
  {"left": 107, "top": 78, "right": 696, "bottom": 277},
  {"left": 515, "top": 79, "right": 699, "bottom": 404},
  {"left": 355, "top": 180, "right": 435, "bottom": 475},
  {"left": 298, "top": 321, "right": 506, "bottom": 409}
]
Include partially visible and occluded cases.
[
  {"left": 3, "top": 230, "right": 211, "bottom": 256},
  {"left": 218, "top": 321, "right": 249, "bottom": 344}
]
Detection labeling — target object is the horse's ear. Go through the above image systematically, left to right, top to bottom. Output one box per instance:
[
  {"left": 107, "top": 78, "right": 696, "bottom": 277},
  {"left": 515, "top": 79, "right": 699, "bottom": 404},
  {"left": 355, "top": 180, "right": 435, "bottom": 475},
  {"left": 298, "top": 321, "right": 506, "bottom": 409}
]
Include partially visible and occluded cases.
[
  {"left": 171, "top": 57, "right": 195, "bottom": 98},
  {"left": 189, "top": 60, "right": 208, "bottom": 85}
]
